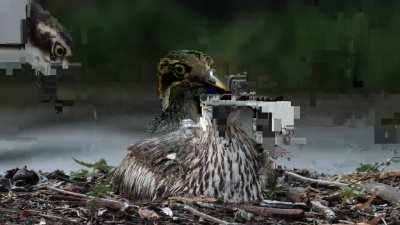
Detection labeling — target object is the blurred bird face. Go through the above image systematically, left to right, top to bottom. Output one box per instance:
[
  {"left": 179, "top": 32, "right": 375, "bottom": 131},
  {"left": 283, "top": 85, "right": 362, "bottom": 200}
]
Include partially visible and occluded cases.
[
  {"left": 36, "top": 21, "right": 73, "bottom": 62},
  {"left": 157, "top": 50, "right": 229, "bottom": 111}
]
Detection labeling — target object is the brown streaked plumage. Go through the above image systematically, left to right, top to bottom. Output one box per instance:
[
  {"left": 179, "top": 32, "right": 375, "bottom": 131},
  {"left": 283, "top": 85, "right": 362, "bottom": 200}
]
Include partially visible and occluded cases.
[{"left": 112, "top": 50, "right": 265, "bottom": 203}]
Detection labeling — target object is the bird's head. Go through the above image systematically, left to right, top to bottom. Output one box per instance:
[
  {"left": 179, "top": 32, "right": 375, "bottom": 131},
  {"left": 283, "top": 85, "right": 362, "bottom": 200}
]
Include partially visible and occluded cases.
[
  {"left": 30, "top": 1, "right": 73, "bottom": 63},
  {"left": 157, "top": 50, "right": 229, "bottom": 112}
]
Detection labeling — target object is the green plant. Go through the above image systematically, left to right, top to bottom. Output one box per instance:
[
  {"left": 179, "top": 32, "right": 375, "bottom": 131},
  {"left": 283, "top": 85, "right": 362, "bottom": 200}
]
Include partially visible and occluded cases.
[
  {"left": 70, "top": 158, "right": 113, "bottom": 181},
  {"left": 73, "top": 158, "right": 113, "bottom": 174},
  {"left": 355, "top": 163, "right": 380, "bottom": 173},
  {"left": 69, "top": 169, "right": 90, "bottom": 180},
  {"left": 87, "top": 183, "right": 113, "bottom": 198},
  {"left": 340, "top": 186, "right": 362, "bottom": 205}
]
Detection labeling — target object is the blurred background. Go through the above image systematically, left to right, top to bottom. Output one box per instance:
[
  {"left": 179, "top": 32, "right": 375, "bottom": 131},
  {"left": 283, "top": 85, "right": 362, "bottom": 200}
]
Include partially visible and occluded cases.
[{"left": 1, "top": 0, "right": 400, "bottom": 174}]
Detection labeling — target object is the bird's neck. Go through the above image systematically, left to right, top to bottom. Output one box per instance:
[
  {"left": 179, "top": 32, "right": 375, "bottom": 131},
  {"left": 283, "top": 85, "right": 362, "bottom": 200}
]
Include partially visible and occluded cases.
[
  {"left": 149, "top": 89, "right": 203, "bottom": 133},
  {"left": 198, "top": 106, "right": 244, "bottom": 140},
  {"left": 187, "top": 107, "right": 263, "bottom": 202}
]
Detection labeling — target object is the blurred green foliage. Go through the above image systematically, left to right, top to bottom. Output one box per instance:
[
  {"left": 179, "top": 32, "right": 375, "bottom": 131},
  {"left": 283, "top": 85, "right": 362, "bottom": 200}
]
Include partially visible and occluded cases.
[
  {"left": 49, "top": 0, "right": 400, "bottom": 93},
  {"left": 73, "top": 157, "right": 113, "bottom": 174},
  {"left": 355, "top": 163, "right": 380, "bottom": 173},
  {"left": 70, "top": 169, "right": 90, "bottom": 181},
  {"left": 88, "top": 183, "right": 113, "bottom": 198},
  {"left": 340, "top": 186, "right": 362, "bottom": 205}
]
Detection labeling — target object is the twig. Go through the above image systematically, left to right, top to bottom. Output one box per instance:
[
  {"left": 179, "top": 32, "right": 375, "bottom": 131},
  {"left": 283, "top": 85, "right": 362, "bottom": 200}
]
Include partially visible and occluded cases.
[
  {"left": 285, "top": 171, "right": 348, "bottom": 188},
  {"left": 47, "top": 185, "right": 138, "bottom": 211},
  {"left": 47, "top": 186, "right": 90, "bottom": 199},
  {"left": 260, "top": 200, "right": 308, "bottom": 210},
  {"left": 311, "top": 201, "right": 336, "bottom": 222},
  {"left": 173, "top": 203, "right": 242, "bottom": 225},
  {"left": 231, "top": 204, "right": 305, "bottom": 219},
  {"left": 0, "top": 207, "right": 79, "bottom": 224}
]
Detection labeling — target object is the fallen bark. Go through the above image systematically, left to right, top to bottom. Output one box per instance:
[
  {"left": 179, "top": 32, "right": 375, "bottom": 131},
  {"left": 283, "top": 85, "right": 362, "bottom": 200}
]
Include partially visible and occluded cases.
[
  {"left": 285, "top": 171, "right": 348, "bottom": 188},
  {"left": 361, "top": 182, "right": 400, "bottom": 205}
]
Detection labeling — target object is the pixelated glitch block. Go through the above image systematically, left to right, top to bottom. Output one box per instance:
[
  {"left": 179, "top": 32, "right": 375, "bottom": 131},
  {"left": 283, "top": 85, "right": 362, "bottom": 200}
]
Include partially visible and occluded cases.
[{"left": 375, "top": 112, "right": 400, "bottom": 144}]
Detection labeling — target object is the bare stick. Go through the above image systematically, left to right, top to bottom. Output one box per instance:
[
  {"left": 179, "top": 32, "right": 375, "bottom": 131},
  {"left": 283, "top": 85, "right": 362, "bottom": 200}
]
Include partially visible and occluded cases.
[
  {"left": 285, "top": 171, "right": 348, "bottom": 188},
  {"left": 47, "top": 185, "right": 138, "bottom": 211},
  {"left": 260, "top": 200, "right": 308, "bottom": 210},
  {"left": 311, "top": 201, "right": 336, "bottom": 222},
  {"left": 173, "top": 203, "right": 242, "bottom": 225},
  {"left": 231, "top": 204, "right": 305, "bottom": 219}
]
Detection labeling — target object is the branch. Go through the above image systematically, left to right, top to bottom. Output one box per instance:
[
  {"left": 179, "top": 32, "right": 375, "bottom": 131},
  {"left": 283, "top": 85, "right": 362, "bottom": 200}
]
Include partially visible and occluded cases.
[
  {"left": 285, "top": 171, "right": 348, "bottom": 188},
  {"left": 47, "top": 186, "right": 138, "bottom": 212},
  {"left": 260, "top": 200, "right": 308, "bottom": 210},
  {"left": 228, "top": 204, "right": 305, "bottom": 219}
]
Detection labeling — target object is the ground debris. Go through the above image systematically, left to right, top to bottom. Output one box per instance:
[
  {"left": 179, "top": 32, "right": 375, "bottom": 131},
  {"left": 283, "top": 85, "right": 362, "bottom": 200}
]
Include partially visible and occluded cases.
[{"left": 0, "top": 167, "right": 399, "bottom": 225}]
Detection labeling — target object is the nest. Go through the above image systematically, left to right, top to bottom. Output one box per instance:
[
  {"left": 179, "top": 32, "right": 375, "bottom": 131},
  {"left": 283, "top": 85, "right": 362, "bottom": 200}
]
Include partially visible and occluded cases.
[{"left": 0, "top": 166, "right": 399, "bottom": 225}]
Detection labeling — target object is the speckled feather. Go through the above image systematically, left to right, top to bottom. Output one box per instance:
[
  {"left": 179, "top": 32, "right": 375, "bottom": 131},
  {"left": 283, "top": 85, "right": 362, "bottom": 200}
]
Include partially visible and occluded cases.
[{"left": 112, "top": 115, "right": 264, "bottom": 203}]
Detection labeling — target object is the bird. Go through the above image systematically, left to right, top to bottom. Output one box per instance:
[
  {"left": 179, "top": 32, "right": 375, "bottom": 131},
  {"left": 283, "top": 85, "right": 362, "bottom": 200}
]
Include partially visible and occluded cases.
[
  {"left": 29, "top": 0, "right": 73, "bottom": 63},
  {"left": 112, "top": 50, "right": 266, "bottom": 203}
]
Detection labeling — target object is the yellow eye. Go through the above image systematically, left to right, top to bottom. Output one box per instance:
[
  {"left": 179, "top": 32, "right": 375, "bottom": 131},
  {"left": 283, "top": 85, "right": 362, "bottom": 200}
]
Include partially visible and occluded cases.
[{"left": 173, "top": 63, "right": 186, "bottom": 78}]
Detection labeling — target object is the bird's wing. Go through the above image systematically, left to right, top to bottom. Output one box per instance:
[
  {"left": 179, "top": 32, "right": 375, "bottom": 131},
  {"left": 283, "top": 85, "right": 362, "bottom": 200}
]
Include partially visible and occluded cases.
[
  {"left": 112, "top": 130, "right": 196, "bottom": 199},
  {"left": 128, "top": 131, "right": 194, "bottom": 173}
]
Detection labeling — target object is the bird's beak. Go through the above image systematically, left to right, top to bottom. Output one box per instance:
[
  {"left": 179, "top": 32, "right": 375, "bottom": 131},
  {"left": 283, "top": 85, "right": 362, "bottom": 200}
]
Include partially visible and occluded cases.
[{"left": 206, "top": 69, "right": 229, "bottom": 91}]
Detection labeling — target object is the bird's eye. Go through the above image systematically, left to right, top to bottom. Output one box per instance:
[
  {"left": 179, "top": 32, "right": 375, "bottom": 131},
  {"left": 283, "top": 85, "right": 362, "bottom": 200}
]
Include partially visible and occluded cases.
[
  {"left": 54, "top": 43, "right": 66, "bottom": 57},
  {"left": 173, "top": 63, "right": 186, "bottom": 78}
]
